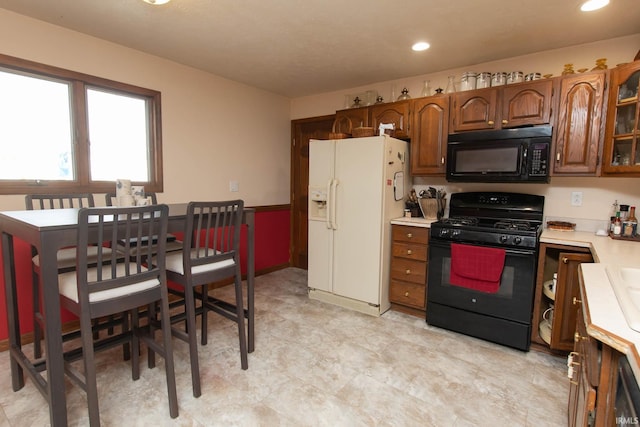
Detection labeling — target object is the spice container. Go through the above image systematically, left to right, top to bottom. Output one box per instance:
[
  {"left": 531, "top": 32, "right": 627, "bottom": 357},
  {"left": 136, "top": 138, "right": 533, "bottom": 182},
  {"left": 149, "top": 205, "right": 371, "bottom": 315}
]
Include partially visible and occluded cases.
[
  {"left": 507, "top": 71, "right": 524, "bottom": 84},
  {"left": 460, "top": 72, "right": 477, "bottom": 91},
  {"left": 476, "top": 72, "right": 491, "bottom": 89},
  {"left": 491, "top": 72, "right": 507, "bottom": 87},
  {"left": 525, "top": 73, "right": 542, "bottom": 81},
  {"left": 623, "top": 206, "right": 637, "bottom": 237},
  {"left": 613, "top": 212, "right": 623, "bottom": 236}
]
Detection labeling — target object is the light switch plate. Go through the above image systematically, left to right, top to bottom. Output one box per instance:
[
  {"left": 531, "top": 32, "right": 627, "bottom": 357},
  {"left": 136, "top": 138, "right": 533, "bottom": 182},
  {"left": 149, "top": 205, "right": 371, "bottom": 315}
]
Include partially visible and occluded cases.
[{"left": 229, "top": 180, "right": 239, "bottom": 192}]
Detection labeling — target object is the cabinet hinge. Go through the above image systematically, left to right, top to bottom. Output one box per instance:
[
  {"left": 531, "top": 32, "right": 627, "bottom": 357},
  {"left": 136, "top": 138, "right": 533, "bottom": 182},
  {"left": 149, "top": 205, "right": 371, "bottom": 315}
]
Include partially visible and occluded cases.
[{"left": 293, "top": 138, "right": 296, "bottom": 147}]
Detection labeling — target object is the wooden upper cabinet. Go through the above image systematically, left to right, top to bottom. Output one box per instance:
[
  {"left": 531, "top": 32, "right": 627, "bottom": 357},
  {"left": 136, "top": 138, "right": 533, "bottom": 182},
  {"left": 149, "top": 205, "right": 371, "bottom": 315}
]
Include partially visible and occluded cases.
[
  {"left": 602, "top": 60, "right": 640, "bottom": 176},
  {"left": 553, "top": 71, "right": 606, "bottom": 175},
  {"left": 449, "top": 79, "right": 553, "bottom": 132},
  {"left": 501, "top": 79, "right": 553, "bottom": 127},
  {"left": 449, "top": 88, "right": 498, "bottom": 132},
  {"left": 410, "top": 95, "right": 449, "bottom": 175},
  {"left": 370, "top": 100, "right": 410, "bottom": 139},
  {"left": 333, "top": 107, "right": 369, "bottom": 135}
]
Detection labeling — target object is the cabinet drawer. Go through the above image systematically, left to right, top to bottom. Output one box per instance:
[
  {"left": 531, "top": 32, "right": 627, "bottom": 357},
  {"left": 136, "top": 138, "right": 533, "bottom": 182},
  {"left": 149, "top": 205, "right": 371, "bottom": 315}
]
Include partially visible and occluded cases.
[
  {"left": 392, "top": 225, "right": 429, "bottom": 245},
  {"left": 392, "top": 242, "right": 428, "bottom": 261},
  {"left": 391, "top": 257, "right": 426, "bottom": 284},
  {"left": 390, "top": 280, "right": 426, "bottom": 309}
]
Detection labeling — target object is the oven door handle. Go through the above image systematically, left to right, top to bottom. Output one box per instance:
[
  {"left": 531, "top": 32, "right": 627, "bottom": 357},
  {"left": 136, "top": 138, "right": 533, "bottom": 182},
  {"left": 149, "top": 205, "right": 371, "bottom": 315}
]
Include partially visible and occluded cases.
[{"left": 428, "top": 239, "right": 536, "bottom": 256}]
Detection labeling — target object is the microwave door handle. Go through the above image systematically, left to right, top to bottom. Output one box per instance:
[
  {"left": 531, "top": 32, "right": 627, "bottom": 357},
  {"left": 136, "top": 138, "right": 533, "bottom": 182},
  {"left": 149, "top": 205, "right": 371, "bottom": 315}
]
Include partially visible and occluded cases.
[{"left": 522, "top": 146, "right": 528, "bottom": 175}]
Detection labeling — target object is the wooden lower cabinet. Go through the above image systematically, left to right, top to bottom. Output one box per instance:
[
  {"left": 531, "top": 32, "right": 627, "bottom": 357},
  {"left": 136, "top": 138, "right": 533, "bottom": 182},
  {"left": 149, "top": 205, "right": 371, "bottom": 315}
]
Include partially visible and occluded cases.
[
  {"left": 389, "top": 225, "right": 428, "bottom": 316},
  {"left": 532, "top": 243, "right": 593, "bottom": 352},
  {"left": 569, "top": 298, "right": 620, "bottom": 427}
]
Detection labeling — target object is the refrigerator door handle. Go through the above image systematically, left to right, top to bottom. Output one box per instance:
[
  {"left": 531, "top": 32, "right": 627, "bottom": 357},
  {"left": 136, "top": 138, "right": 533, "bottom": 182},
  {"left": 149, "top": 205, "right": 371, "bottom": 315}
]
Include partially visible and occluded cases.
[
  {"left": 325, "top": 179, "right": 332, "bottom": 229},
  {"left": 330, "top": 179, "right": 339, "bottom": 230}
]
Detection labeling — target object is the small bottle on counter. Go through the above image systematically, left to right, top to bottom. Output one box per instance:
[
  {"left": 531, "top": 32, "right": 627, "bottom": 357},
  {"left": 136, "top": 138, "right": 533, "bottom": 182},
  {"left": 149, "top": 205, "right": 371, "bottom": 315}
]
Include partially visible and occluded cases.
[
  {"left": 620, "top": 204, "right": 630, "bottom": 221},
  {"left": 623, "top": 206, "right": 637, "bottom": 237},
  {"left": 613, "top": 212, "right": 623, "bottom": 236}
]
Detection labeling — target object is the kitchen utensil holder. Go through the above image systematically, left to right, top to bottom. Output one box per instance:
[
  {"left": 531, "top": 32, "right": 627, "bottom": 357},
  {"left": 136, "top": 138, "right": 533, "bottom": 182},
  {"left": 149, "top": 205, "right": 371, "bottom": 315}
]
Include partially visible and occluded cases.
[{"left": 419, "top": 198, "right": 438, "bottom": 219}]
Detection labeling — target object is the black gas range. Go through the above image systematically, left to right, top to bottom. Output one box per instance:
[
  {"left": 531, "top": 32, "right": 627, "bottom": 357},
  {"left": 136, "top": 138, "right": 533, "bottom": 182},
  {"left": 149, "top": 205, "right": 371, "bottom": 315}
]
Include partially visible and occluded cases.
[{"left": 426, "top": 192, "right": 545, "bottom": 351}]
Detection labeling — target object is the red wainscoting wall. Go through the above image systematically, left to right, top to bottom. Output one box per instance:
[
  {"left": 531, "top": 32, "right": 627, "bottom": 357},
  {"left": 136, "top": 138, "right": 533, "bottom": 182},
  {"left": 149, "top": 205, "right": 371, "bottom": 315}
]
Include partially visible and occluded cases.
[{"left": 0, "top": 206, "right": 290, "bottom": 342}]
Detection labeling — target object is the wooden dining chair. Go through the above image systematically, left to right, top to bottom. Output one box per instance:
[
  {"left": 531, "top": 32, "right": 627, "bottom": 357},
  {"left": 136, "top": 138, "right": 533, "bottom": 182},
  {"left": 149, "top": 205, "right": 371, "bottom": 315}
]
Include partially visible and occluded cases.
[
  {"left": 105, "top": 192, "right": 183, "bottom": 255},
  {"left": 25, "top": 193, "right": 102, "bottom": 358},
  {"left": 153, "top": 200, "right": 248, "bottom": 398},
  {"left": 58, "top": 204, "right": 178, "bottom": 425}
]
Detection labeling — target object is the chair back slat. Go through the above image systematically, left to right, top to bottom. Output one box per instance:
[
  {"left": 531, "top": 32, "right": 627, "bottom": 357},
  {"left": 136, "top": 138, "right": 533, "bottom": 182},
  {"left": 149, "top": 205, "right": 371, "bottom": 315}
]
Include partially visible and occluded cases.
[
  {"left": 26, "top": 193, "right": 95, "bottom": 210},
  {"left": 183, "top": 200, "right": 243, "bottom": 272},
  {"left": 76, "top": 205, "right": 168, "bottom": 304}
]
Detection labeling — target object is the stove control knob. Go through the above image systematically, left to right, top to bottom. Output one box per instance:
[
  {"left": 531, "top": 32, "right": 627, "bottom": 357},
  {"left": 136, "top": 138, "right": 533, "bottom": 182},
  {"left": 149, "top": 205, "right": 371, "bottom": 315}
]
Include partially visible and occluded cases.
[
  {"left": 439, "top": 229, "right": 449, "bottom": 237},
  {"left": 452, "top": 230, "right": 461, "bottom": 238},
  {"left": 499, "top": 235, "right": 508, "bottom": 244},
  {"left": 514, "top": 236, "right": 522, "bottom": 245}
]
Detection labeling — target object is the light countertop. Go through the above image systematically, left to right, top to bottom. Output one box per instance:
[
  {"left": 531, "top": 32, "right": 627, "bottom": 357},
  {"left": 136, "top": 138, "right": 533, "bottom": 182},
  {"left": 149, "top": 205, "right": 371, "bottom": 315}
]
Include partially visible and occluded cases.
[{"left": 392, "top": 218, "right": 640, "bottom": 379}]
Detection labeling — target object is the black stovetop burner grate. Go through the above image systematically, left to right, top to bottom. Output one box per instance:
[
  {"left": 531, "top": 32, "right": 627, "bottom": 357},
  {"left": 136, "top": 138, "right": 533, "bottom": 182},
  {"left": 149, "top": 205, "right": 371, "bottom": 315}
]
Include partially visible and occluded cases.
[{"left": 493, "top": 220, "right": 537, "bottom": 232}]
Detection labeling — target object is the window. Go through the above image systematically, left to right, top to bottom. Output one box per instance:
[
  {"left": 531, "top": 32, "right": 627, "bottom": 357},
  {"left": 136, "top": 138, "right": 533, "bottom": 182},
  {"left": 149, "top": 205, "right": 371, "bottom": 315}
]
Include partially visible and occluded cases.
[{"left": 0, "top": 54, "right": 163, "bottom": 195}]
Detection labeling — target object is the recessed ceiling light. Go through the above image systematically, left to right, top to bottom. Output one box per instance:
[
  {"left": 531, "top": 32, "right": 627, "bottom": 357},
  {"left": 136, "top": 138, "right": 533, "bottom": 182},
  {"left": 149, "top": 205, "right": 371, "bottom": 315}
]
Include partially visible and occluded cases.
[
  {"left": 142, "top": 0, "right": 171, "bottom": 5},
  {"left": 580, "top": 0, "right": 609, "bottom": 11},
  {"left": 412, "top": 42, "right": 430, "bottom": 52}
]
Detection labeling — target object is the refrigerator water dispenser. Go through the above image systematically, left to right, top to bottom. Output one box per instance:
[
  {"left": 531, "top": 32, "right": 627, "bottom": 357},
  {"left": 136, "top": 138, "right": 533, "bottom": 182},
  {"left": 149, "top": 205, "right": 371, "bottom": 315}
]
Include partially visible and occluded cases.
[{"left": 309, "top": 187, "right": 328, "bottom": 219}]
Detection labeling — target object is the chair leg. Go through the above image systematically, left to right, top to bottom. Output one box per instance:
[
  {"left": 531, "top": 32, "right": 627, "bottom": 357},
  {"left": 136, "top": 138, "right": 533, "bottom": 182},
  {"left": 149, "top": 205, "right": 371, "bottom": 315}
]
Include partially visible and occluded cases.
[
  {"left": 32, "top": 269, "right": 42, "bottom": 359},
  {"left": 233, "top": 269, "right": 248, "bottom": 370},
  {"left": 200, "top": 284, "right": 208, "bottom": 345},
  {"left": 183, "top": 286, "right": 202, "bottom": 397},
  {"left": 159, "top": 291, "right": 179, "bottom": 418},
  {"left": 147, "top": 301, "right": 158, "bottom": 369},
  {"left": 131, "top": 309, "right": 140, "bottom": 381},
  {"left": 79, "top": 311, "right": 101, "bottom": 426}
]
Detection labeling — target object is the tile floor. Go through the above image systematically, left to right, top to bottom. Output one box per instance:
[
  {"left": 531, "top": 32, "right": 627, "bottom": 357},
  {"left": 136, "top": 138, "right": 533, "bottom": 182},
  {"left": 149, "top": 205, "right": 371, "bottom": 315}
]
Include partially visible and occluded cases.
[{"left": 0, "top": 268, "right": 568, "bottom": 426}]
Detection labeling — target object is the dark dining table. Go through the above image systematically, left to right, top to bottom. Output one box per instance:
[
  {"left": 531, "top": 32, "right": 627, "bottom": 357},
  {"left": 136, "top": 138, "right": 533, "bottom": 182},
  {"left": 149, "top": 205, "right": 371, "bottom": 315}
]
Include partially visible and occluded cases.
[{"left": 0, "top": 203, "right": 255, "bottom": 426}]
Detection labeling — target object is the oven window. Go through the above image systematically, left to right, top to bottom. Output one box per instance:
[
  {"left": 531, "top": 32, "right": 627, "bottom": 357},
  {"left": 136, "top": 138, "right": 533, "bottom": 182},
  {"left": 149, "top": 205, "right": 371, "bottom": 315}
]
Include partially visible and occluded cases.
[
  {"left": 455, "top": 146, "right": 519, "bottom": 173},
  {"left": 427, "top": 242, "right": 537, "bottom": 323},
  {"left": 441, "top": 258, "right": 515, "bottom": 298}
]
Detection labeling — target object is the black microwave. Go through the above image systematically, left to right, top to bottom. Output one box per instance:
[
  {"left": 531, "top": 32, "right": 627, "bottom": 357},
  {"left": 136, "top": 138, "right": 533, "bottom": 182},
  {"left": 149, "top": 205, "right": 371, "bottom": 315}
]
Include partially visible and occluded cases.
[{"left": 446, "top": 126, "right": 552, "bottom": 183}]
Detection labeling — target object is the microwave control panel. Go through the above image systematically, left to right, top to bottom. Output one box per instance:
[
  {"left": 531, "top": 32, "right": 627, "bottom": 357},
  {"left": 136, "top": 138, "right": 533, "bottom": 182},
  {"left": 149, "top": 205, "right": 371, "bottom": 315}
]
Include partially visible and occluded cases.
[{"left": 529, "top": 142, "right": 549, "bottom": 176}]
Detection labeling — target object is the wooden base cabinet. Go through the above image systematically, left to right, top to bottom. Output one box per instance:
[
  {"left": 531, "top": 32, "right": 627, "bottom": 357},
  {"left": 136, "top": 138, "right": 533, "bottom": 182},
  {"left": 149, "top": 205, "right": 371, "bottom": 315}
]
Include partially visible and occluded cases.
[
  {"left": 389, "top": 225, "right": 428, "bottom": 317},
  {"left": 531, "top": 243, "right": 593, "bottom": 352},
  {"left": 569, "top": 298, "right": 620, "bottom": 427}
]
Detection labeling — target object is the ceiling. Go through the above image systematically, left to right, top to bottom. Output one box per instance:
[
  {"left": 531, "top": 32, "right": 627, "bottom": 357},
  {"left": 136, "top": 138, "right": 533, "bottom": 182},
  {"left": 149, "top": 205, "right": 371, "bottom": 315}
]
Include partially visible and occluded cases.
[{"left": 1, "top": 0, "right": 638, "bottom": 98}]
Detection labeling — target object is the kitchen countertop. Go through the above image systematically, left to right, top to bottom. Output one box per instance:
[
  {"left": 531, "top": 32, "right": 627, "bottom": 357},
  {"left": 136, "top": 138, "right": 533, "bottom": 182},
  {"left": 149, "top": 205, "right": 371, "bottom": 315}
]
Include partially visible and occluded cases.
[{"left": 392, "top": 218, "right": 640, "bottom": 379}]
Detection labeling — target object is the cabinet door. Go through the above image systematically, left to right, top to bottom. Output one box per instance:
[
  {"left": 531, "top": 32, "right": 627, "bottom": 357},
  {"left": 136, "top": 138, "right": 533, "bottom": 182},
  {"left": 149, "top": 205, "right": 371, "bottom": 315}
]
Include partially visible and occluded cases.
[
  {"left": 602, "top": 62, "right": 640, "bottom": 176},
  {"left": 553, "top": 72, "right": 606, "bottom": 175},
  {"left": 501, "top": 79, "right": 553, "bottom": 128},
  {"left": 449, "top": 88, "right": 498, "bottom": 132},
  {"left": 410, "top": 95, "right": 449, "bottom": 175},
  {"left": 370, "top": 100, "right": 410, "bottom": 139},
  {"left": 333, "top": 107, "right": 369, "bottom": 134},
  {"left": 551, "top": 252, "right": 593, "bottom": 351}
]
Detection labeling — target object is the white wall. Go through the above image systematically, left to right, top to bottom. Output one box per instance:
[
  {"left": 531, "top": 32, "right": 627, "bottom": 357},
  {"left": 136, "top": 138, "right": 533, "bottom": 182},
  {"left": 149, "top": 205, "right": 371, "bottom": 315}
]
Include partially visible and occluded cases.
[
  {"left": 0, "top": 9, "right": 292, "bottom": 210},
  {"left": 291, "top": 34, "right": 640, "bottom": 229}
]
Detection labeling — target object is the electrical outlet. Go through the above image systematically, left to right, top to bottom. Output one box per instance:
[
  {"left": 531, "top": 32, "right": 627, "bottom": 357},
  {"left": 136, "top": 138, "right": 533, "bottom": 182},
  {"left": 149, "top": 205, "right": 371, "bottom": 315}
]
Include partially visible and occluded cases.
[
  {"left": 229, "top": 180, "right": 239, "bottom": 192},
  {"left": 571, "top": 191, "right": 583, "bottom": 206}
]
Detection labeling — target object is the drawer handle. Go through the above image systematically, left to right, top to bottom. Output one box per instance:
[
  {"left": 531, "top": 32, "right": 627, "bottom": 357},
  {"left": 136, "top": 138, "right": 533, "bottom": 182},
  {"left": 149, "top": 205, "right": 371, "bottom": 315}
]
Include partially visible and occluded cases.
[
  {"left": 502, "top": 119, "right": 508, "bottom": 125},
  {"left": 487, "top": 120, "right": 494, "bottom": 125},
  {"left": 441, "top": 157, "right": 445, "bottom": 165},
  {"left": 406, "top": 233, "right": 413, "bottom": 238},
  {"left": 407, "top": 249, "right": 412, "bottom": 255},
  {"left": 562, "top": 257, "right": 569, "bottom": 264},
  {"left": 405, "top": 269, "right": 411, "bottom": 274},
  {"left": 404, "top": 291, "right": 410, "bottom": 297},
  {"left": 573, "top": 297, "right": 582, "bottom": 305},
  {"left": 574, "top": 332, "right": 587, "bottom": 343}
]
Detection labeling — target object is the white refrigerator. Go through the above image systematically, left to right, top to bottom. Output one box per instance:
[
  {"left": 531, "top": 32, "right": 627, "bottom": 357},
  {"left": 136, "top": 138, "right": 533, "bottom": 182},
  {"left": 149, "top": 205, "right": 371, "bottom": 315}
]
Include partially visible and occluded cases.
[{"left": 308, "top": 135, "right": 409, "bottom": 316}]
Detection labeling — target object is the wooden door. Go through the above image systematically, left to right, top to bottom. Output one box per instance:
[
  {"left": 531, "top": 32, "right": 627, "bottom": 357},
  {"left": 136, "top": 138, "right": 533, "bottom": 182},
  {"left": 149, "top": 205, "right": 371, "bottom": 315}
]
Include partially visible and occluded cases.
[
  {"left": 553, "top": 71, "right": 606, "bottom": 175},
  {"left": 501, "top": 79, "right": 553, "bottom": 128},
  {"left": 449, "top": 88, "right": 498, "bottom": 132},
  {"left": 410, "top": 95, "right": 449, "bottom": 175},
  {"left": 370, "top": 100, "right": 411, "bottom": 139},
  {"left": 290, "top": 115, "right": 334, "bottom": 269},
  {"left": 551, "top": 252, "right": 593, "bottom": 351}
]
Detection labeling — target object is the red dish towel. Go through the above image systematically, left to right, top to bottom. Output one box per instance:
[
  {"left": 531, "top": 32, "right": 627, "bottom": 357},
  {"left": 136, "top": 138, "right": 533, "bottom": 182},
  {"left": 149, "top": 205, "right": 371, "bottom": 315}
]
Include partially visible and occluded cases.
[{"left": 450, "top": 243, "right": 506, "bottom": 293}]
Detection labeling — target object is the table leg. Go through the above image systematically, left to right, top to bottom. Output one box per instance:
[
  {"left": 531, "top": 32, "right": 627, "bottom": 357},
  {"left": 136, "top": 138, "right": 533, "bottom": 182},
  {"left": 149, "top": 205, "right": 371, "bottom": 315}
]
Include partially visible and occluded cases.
[
  {"left": 247, "top": 211, "right": 255, "bottom": 353},
  {"left": 2, "top": 233, "right": 24, "bottom": 391},
  {"left": 39, "top": 238, "right": 68, "bottom": 426}
]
